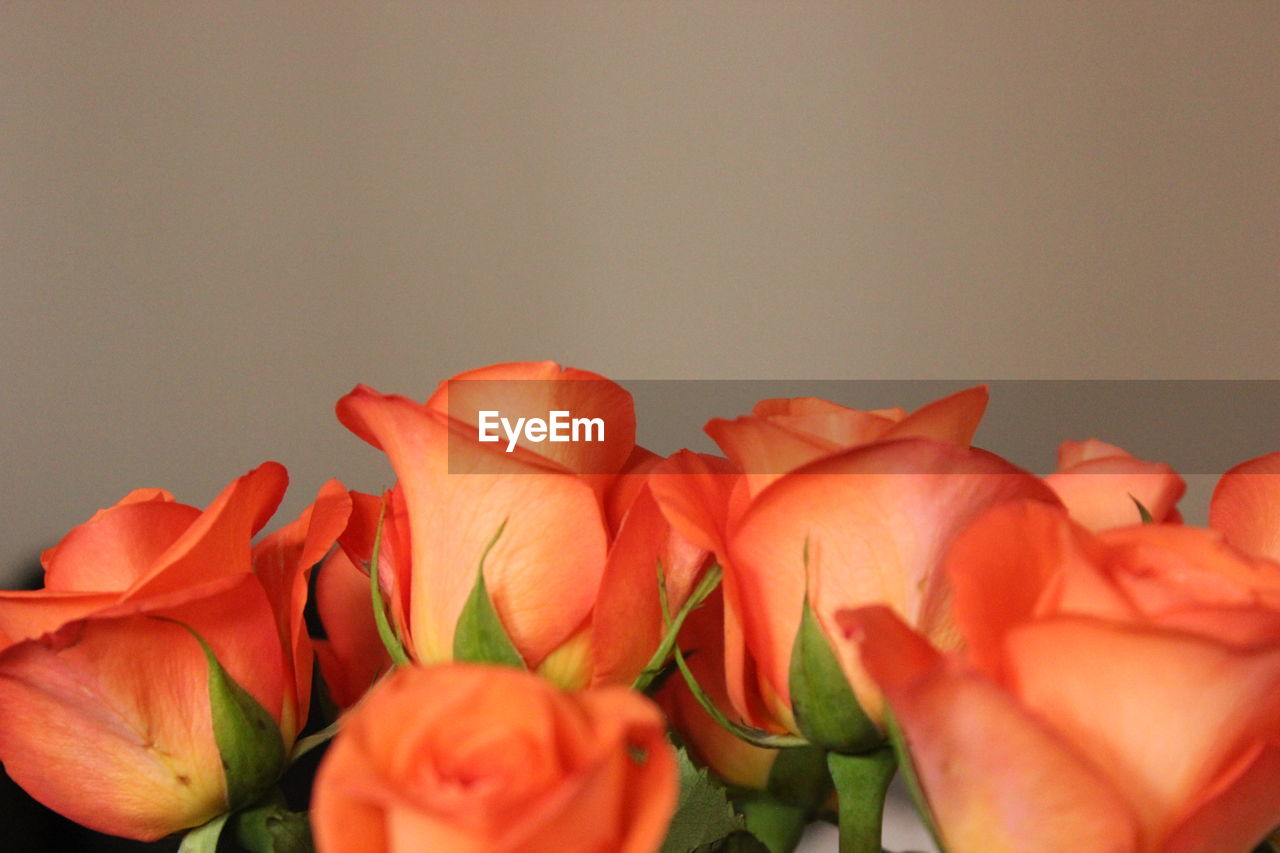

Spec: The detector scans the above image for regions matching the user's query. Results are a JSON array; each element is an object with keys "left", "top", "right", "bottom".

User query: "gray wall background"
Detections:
[{"left": 3, "top": 3, "right": 1278, "bottom": 580}]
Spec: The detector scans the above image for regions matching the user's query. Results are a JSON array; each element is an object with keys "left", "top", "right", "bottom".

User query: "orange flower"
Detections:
[
  {"left": 841, "top": 500, "right": 1280, "bottom": 853},
  {"left": 321, "top": 362, "right": 709, "bottom": 700},
  {"left": 1044, "top": 439, "right": 1185, "bottom": 530},
  {"left": 652, "top": 388, "right": 1057, "bottom": 742},
  {"left": 311, "top": 664, "right": 677, "bottom": 853},
  {"left": 0, "top": 463, "right": 350, "bottom": 840}
]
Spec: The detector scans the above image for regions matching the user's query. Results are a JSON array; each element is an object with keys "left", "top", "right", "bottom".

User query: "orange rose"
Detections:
[
  {"left": 1044, "top": 438, "right": 1185, "bottom": 530},
  {"left": 320, "top": 361, "right": 709, "bottom": 701},
  {"left": 311, "top": 664, "right": 677, "bottom": 853},
  {"left": 841, "top": 500, "right": 1280, "bottom": 852},
  {"left": 0, "top": 463, "right": 350, "bottom": 840},
  {"left": 652, "top": 388, "right": 1057, "bottom": 746}
]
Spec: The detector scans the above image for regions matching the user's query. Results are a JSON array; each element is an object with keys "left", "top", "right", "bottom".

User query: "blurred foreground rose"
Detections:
[
  {"left": 320, "top": 361, "right": 708, "bottom": 703},
  {"left": 0, "top": 463, "right": 349, "bottom": 840},
  {"left": 653, "top": 387, "right": 1058, "bottom": 752},
  {"left": 841, "top": 500, "right": 1280, "bottom": 852},
  {"left": 312, "top": 664, "right": 677, "bottom": 853}
]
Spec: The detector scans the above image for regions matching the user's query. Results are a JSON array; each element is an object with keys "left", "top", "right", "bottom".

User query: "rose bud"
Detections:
[
  {"left": 651, "top": 388, "right": 1057, "bottom": 753},
  {"left": 0, "top": 463, "right": 349, "bottom": 840},
  {"left": 1044, "top": 438, "right": 1185, "bottom": 530},
  {"left": 318, "top": 361, "right": 711, "bottom": 704},
  {"left": 312, "top": 663, "right": 677, "bottom": 853}
]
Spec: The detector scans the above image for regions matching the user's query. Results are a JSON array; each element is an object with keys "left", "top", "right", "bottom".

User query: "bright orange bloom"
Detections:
[
  {"left": 841, "top": 500, "right": 1280, "bottom": 853},
  {"left": 312, "top": 664, "right": 677, "bottom": 853},
  {"left": 652, "top": 387, "right": 1057, "bottom": 735},
  {"left": 320, "top": 362, "right": 709, "bottom": 700},
  {"left": 0, "top": 464, "right": 349, "bottom": 840}
]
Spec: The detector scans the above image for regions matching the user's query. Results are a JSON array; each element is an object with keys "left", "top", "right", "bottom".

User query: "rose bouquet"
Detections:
[{"left": 1, "top": 362, "right": 1278, "bottom": 853}]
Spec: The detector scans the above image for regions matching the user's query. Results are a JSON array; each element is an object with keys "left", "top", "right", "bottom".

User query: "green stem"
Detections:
[
  {"left": 738, "top": 796, "right": 808, "bottom": 853},
  {"left": 827, "top": 748, "right": 896, "bottom": 853}
]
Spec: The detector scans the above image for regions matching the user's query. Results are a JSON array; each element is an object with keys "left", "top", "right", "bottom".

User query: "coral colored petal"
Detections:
[
  {"left": 38, "top": 488, "right": 176, "bottom": 571},
  {"left": 0, "top": 617, "right": 230, "bottom": 840},
  {"left": 590, "top": 485, "right": 706, "bottom": 686},
  {"left": 125, "top": 462, "right": 289, "bottom": 601},
  {"left": 604, "top": 446, "right": 663, "bottom": 535},
  {"left": 251, "top": 479, "right": 351, "bottom": 738},
  {"left": 42, "top": 500, "right": 202, "bottom": 592},
  {"left": 0, "top": 590, "right": 120, "bottom": 649},
  {"left": 840, "top": 606, "right": 1141, "bottom": 853},
  {"left": 1099, "top": 524, "right": 1280, "bottom": 614},
  {"left": 338, "top": 488, "right": 411, "bottom": 637},
  {"left": 729, "top": 439, "right": 1057, "bottom": 714},
  {"left": 316, "top": 549, "right": 392, "bottom": 708},
  {"left": 1162, "top": 742, "right": 1280, "bottom": 853},
  {"left": 881, "top": 385, "right": 988, "bottom": 446},
  {"left": 1211, "top": 451, "right": 1280, "bottom": 562},
  {"left": 706, "top": 416, "right": 842, "bottom": 497},
  {"left": 1046, "top": 449, "right": 1185, "bottom": 531},
  {"left": 1005, "top": 617, "right": 1280, "bottom": 845},
  {"left": 648, "top": 450, "right": 740, "bottom": 556},
  {"left": 945, "top": 501, "right": 1133, "bottom": 679}
]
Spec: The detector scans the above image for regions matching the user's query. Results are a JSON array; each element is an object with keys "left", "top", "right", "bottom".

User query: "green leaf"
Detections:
[
  {"left": 1130, "top": 494, "right": 1155, "bottom": 524},
  {"left": 696, "top": 831, "right": 773, "bottom": 852},
  {"left": 634, "top": 562, "right": 724, "bottom": 693},
  {"left": 235, "top": 795, "right": 315, "bottom": 853},
  {"left": 178, "top": 813, "right": 230, "bottom": 853},
  {"left": 453, "top": 520, "right": 525, "bottom": 667},
  {"left": 788, "top": 593, "right": 881, "bottom": 754},
  {"left": 661, "top": 747, "right": 749, "bottom": 853},
  {"left": 180, "top": 625, "right": 286, "bottom": 811},
  {"left": 369, "top": 503, "right": 411, "bottom": 666}
]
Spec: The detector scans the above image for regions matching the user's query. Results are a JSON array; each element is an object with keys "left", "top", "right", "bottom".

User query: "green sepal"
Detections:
[
  {"left": 665, "top": 580, "right": 807, "bottom": 750},
  {"left": 175, "top": 624, "right": 286, "bottom": 812},
  {"left": 368, "top": 503, "right": 411, "bottom": 666},
  {"left": 660, "top": 747, "right": 750, "bottom": 853},
  {"left": 1130, "top": 494, "right": 1155, "bottom": 524},
  {"left": 827, "top": 748, "right": 896, "bottom": 853},
  {"left": 178, "top": 812, "right": 230, "bottom": 853},
  {"left": 634, "top": 561, "right": 724, "bottom": 693},
  {"left": 788, "top": 594, "right": 881, "bottom": 754},
  {"left": 235, "top": 792, "right": 314, "bottom": 853},
  {"left": 453, "top": 520, "right": 525, "bottom": 668}
]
